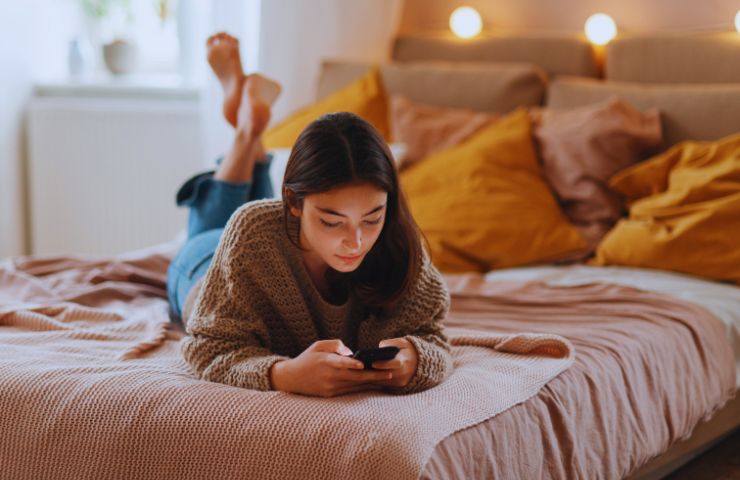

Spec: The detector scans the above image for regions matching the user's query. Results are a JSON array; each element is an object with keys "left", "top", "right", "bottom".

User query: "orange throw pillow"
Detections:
[
  {"left": 592, "top": 133, "right": 740, "bottom": 284},
  {"left": 263, "top": 67, "right": 389, "bottom": 149},
  {"left": 400, "top": 108, "right": 588, "bottom": 273},
  {"left": 389, "top": 95, "right": 499, "bottom": 169}
]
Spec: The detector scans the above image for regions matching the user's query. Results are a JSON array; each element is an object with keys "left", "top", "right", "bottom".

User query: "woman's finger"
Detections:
[
  {"left": 338, "top": 368, "right": 393, "bottom": 383},
  {"left": 312, "top": 339, "right": 352, "bottom": 355},
  {"left": 370, "top": 359, "right": 401, "bottom": 370},
  {"left": 330, "top": 354, "right": 365, "bottom": 370}
]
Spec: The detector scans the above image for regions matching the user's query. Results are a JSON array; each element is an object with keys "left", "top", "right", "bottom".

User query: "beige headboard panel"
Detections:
[
  {"left": 317, "top": 61, "right": 547, "bottom": 112},
  {"left": 605, "top": 33, "right": 740, "bottom": 83},
  {"left": 547, "top": 77, "right": 740, "bottom": 148},
  {"left": 381, "top": 62, "right": 546, "bottom": 111},
  {"left": 391, "top": 34, "right": 599, "bottom": 78}
]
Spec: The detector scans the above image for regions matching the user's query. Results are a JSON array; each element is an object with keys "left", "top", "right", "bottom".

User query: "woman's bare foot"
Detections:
[
  {"left": 214, "top": 74, "right": 282, "bottom": 182},
  {"left": 237, "top": 74, "right": 281, "bottom": 164},
  {"left": 237, "top": 74, "right": 281, "bottom": 136},
  {"left": 207, "top": 32, "right": 283, "bottom": 133},
  {"left": 245, "top": 73, "right": 282, "bottom": 108},
  {"left": 207, "top": 32, "right": 246, "bottom": 128}
]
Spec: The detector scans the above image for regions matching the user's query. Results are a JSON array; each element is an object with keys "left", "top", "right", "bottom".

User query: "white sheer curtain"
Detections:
[{"left": 258, "top": 0, "right": 403, "bottom": 123}]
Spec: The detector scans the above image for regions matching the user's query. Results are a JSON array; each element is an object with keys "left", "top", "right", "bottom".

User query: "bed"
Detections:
[{"left": 1, "top": 32, "right": 739, "bottom": 479}]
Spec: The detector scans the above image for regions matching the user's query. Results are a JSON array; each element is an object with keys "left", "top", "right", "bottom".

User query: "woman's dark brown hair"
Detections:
[{"left": 282, "top": 111, "right": 423, "bottom": 313}]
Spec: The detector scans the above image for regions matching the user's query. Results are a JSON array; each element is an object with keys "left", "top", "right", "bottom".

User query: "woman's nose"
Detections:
[{"left": 343, "top": 228, "right": 362, "bottom": 251}]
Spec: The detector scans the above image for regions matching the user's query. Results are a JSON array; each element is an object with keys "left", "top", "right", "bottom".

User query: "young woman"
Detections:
[{"left": 167, "top": 33, "right": 452, "bottom": 398}]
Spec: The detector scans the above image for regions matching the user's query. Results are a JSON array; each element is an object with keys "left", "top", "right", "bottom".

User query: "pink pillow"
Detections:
[
  {"left": 533, "top": 97, "right": 662, "bottom": 252},
  {"left": 389, "top": 95, "right": 499, "bottom": 169}
]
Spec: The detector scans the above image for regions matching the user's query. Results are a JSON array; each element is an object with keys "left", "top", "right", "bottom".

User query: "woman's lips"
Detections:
[{"left": 336, "top": 253, "right": 362, "bottom": 262}]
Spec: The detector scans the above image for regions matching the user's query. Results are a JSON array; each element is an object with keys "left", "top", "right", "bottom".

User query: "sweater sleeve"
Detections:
[
  {"left": 385, "top": 252, "right": 453, "bottom": 395},
  {"left": 180, "top": 207, "right": 289, "bottom": 391}
]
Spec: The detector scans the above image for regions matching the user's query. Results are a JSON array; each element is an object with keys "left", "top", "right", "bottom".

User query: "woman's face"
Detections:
[{"left": 290, "top": 182, "right": 388, "bottom": 273}]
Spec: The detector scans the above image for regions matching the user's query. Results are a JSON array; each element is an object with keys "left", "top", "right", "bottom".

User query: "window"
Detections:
[{"left": 81, "top": 0, "right": 212, "bottom": 80}]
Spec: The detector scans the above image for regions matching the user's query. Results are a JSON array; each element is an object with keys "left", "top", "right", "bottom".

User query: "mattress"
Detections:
[{"left": 0, "top": 245, "right": 736, "bottom": 479}]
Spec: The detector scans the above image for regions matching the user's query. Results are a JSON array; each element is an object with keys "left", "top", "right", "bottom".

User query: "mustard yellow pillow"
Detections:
[
  {"left": 592, "top": 133, "right": 740, "bottom": 284},
  {"left": 400, "top": 108, "right": 588, "bottom": 273},
  {"left": 263, "top": 67, "right": 389, "bottom": 149}
]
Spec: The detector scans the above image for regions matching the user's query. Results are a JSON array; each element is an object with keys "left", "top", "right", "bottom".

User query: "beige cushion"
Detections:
[
  {"left": 606, "top": 33, "right": 740, "bottom": 84},
  {"left": 547, "top": 77, "right": 740, "bottom": 148},
  {"left": 392, "top": 34, "right": 599, "bottom": 78},
  {"left": 317, "top": 60, "right": 547, "bottom": 112},
  {"left": 316, "top": 61, "right": 375, "bottom": 101}
]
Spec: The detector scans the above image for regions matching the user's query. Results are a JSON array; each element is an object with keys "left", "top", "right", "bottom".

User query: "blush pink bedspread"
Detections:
[
  {"left": 0, "top": 245, "right": 575, "bottom": 480},
  {"left": 0, "top": 245, "right": 735, "bottom": 480}
]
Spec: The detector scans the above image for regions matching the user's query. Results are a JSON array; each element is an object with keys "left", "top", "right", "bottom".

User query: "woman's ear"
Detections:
[{"left": 283, "top": 188, "right": 302, "bottom": 217}]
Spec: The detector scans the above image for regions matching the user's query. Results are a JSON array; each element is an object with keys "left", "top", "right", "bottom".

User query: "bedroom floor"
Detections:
[{"left": 666, "top": 428, "right": 740, "bottom": 479}]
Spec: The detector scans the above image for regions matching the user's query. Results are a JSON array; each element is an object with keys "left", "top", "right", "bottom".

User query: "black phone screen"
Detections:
[{"left": 351, "top": 346, "right": 400, "bottom": 369}]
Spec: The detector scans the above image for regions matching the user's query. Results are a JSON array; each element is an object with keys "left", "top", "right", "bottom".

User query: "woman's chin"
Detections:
[
  {"left": 331, "top": 263, "right": 360, "bottom": 273},
  {"left": 330, "top": 255, "right": 364, "bottom": 272}
]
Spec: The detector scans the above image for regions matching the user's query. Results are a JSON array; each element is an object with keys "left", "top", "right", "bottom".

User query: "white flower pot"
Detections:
[{"left": 103, "top": 40, "right": 139, "bottom": 75}]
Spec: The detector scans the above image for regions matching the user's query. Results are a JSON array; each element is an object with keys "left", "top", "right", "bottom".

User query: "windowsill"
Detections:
[{"left": 34, "top": 72, "right": 203, "bottom": 100}]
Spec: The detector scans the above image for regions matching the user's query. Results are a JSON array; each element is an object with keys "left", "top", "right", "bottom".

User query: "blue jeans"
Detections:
[{"left": 166, "top": 154, "right": 275, "bottom": 322}]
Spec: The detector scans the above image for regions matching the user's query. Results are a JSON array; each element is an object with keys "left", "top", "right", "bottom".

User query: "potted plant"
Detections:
[{"left": 80, "top": 0, "right": 139, "bottom": 75}]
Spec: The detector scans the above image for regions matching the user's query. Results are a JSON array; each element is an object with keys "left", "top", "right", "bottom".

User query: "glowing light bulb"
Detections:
[
  {"left": 449, "top": 6, "right": 483, "bottom": 39},
  {"left": 735, "top": 10, "right": 740, "bottom": 33},
  {"left": 584, "top": 13, "right": 617, "bottom": 45}
]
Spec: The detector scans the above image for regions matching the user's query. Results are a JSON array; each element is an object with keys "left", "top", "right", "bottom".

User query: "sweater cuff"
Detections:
[
  {"left": 231, "top": 354, "right": 290, "bottom": 391},
  {"left": 390, "top": 335, "right": 453, "bottom": 395}
]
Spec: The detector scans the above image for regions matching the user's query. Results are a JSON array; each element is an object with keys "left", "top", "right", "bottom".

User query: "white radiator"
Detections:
[{"left": 27, "top": 84, "right": 207, "bottom": 256}]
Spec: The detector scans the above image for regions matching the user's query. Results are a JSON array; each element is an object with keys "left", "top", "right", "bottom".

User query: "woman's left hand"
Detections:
[{"left": 370, "top": 337, "right": 418, "bottom": 389}]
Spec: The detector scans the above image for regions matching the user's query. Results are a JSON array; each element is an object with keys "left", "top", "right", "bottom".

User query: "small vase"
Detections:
[
  {"left": 103, "top": 39, "right": 139, "bottom": 75},
  {"left": 68, "top": 35, "right": 94, "bottom": 78}
]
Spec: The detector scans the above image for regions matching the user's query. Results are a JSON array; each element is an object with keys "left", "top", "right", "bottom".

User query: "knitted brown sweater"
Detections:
[{"left": 181, "top": 199, "right": 453, "bottom": 394}]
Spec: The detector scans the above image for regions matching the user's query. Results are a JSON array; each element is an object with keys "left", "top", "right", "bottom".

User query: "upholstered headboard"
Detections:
[
  {"left": 392, "top": 34, "right": 599, "bottom": 78},
  {"left": 316, "top": 32, "right": 740, "bottom": 147},
  {"left": 604, "top": 32, "right": 740, "bottom": 83}
]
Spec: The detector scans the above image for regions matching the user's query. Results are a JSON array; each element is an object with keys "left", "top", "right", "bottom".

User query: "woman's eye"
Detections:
[
  {"left": 364, "top": 218, "right": 383, "bottom": 225},
  {"left": 320, "top": 219, "right": 341, "bottom": 228}
]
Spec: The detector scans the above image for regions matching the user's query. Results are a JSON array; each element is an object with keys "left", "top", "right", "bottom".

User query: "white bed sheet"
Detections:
[{"left": 484, "top": 265, "right": 740, "bottom": 389}]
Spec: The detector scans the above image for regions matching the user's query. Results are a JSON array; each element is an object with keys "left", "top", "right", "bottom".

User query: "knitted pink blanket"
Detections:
[{"left": 0, "top": 245, "right": 576, "bottom": 479}]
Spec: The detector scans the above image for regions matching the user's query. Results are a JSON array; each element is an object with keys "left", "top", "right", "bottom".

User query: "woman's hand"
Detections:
[
  {"left": 269, "top": 339, "right": 392, "bottom": 397},
  {"left": 367, "top": 337, "right": 418, "bottom": 390}
]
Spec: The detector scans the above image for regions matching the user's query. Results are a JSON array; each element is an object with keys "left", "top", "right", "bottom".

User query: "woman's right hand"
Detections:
[{"left": 269, "top": 339, "right": 393, "bottom": 397}]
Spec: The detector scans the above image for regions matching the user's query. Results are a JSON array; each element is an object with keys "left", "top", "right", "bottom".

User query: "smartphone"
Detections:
[{"left": 351, "top": 346, "right": 400, "bottom": 369}]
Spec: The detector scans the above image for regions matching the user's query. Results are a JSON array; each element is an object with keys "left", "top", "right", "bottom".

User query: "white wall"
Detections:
[{"left": 258, "top": 0, "right": 403, "bottom": 123}]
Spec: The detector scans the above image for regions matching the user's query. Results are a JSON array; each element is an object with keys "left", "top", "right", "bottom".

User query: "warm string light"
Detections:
[
  {"left": 449, "top": 6, "right": 483, "bottom": 39},
  {"left": 584, "top": 13, "right": 617, "bottom": 45},
  {"left": 448, "top": 10, "right": 738, "bottom": 41}
]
